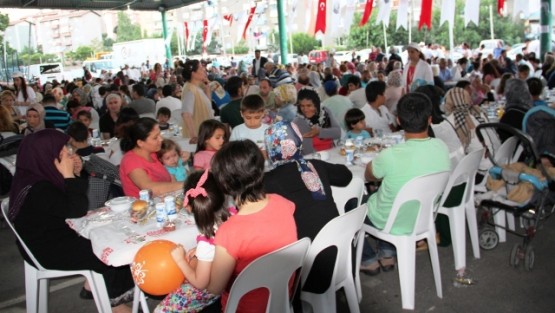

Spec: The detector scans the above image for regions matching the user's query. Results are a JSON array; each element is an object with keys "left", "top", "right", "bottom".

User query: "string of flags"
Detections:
[{"left": 180, "top": 0, "right": 528, "bottom": 51}]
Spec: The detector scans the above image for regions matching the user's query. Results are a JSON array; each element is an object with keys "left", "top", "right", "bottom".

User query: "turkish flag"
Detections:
[
  {"left": 242, "top": 6, "right": 256, "bottom": 40},
  {"left": 202, "top": 19, "right": 208, "bottom": 53},
  {"left": 314, "top": 0, "right": 327, "bottom": 34},
  {"left": 418, "top": 0, "right": 433, "bottom": 30},
  {"left": 184, "top": 22, "right": 189, "bottom": 46},
  {"left": 359, "top": 0, "right": 374, "bottom": 26},
  {"left": 498, "top": 0, "right": 504, "bottom": 15},
  {"left": 223, "top": 14, "right": 233, "bottom": 26}
]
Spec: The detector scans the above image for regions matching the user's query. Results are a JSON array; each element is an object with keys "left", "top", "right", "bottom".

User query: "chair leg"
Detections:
[
  {"left": 38, "top": 278, "right": 48, "bottom": 313},
  {"left": 24, "top": 262, "right": 39, "bottom": 313},
  {"left": 132, "top": 285, "right": 141, "bottom": 313},
  {"left": 354, "top": 231, "right": 364, "bottom": 303},
  {"left": 89, "top": 272, "right": 112, "bottom": 313},
  {"left": 140, "top": 290, "right": 150, "bottom": 313},
  {"left": 447, "top": 208, "right": 466, "bottom": 271},
  {"left": 506, "top": 212, "right": 516, "bottom": 231},
  {"left": 394, "top": 240, "right": 416, "bottom": 310},
  {"left": 493, "top": 208, "right": 507, "bottom": 242},
  {"left": 465, "top": 202, "right": 481, "bottom": 259},
  {"left": 343, "top": 278, "right": 361, "bottom": 313},
  {"left": 427, "top": 231, "right": 443, "bottom": 299}
]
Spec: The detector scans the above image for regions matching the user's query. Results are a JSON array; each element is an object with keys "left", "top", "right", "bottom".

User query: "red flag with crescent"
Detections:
[
  {"left": 314, "top": 0, "right": 327, "bottom": 34},
  {"left": 202, "top": 19, "right": 208, "bottom": 43},
  {"left": 497, "top": 0, "right": 505, "bottom": 15},
  {"left": 242, "top": 6, "right": 256, "bottom": 40},
  {"left": 418, "top": 0, "right": 433, "bottom": 30},
  {"left": 184, "top": 22, "right": 189, "bottom": 46},
  {"left": 223, "top": 14, "right": 233, "bottom": 26},
  {"left": 359, "top": 0, "right": 374, "bottom": 26}
]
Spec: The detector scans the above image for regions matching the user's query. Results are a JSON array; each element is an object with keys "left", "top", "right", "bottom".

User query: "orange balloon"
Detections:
[{"left": 131, "top": 240, "right": 185, "bottom": 295}]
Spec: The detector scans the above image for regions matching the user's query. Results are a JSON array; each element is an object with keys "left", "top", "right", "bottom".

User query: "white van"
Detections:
[
  {"left": 28, "top": 63, "right": 65, "bottom": 85},
  {"left": 82, "top": 59, "right": 120, "bottom": 78}
]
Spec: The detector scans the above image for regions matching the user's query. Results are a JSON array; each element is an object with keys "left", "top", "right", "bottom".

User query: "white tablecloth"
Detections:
[
  {"left": 67, "top": 206, "right": 199, "bottom": 267},
  {"left": 308, "top": 147, "right": 377, "bottom": 180}
]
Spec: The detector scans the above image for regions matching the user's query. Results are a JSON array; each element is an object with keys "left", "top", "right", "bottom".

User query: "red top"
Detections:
[
  {"left": 215, "top": 194, "right": 297, "bottom": 313},
  {"left": 406, "top": 65, "right": 416, "bottom": 92},
  {"left": 119, "top": 151, "right": 171, "bottom": 198}
]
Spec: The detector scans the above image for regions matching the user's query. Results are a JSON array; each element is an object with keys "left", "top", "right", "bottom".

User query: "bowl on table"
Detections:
[{"left": 105, "top": 196, "right": 136, "bottom": 213}]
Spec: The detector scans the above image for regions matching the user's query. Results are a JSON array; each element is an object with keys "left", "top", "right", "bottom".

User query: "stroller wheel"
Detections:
[
  {"left": 524, "top": 245, "right": 535, "bottom": 271},
  {"left": 479, "top": 228, "right": 499, "bottom": 250},
  {"left": 510, "top": 243, "right": 522, "bottom": 268}
]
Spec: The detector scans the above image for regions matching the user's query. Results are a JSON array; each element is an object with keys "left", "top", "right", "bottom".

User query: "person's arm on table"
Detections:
[{"left": 128, "top": 168, "right": 183, "bottom": 197}]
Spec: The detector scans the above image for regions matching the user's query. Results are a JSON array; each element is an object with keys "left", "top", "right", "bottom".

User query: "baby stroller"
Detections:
[{"left": 475, "top": 122, "right": 555, "bottom": 271}]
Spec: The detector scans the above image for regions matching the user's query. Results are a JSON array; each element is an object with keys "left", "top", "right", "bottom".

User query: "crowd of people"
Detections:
[{"left": 2, "top": 39, "right": 554, "bottom": 312}]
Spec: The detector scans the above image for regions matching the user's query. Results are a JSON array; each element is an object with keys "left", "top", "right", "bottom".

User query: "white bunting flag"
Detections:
[
  {"left": 464, "top": 0, "right": 480, "bottom": 27},
  {"left": 440, "top": 0, "right": 455, "bottom": 27},
  {"left": 376, "top": 0, "right": 392, "bottom": 27},
  {"left": 396, "top": 0, "right": 408, "bottom": 30},
  {"left": 512, "top": 0, "right": 529, "bottom": 18}
]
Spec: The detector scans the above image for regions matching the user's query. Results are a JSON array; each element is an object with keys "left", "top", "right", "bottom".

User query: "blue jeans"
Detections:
[{"left": 361, "top": 217, "right": 397, "bottom": 266}]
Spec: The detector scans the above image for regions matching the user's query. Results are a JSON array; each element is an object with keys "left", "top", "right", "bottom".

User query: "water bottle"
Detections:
[
  {"left": 345, "top": 139, "right": 355, "bottom": 165},
  {"left": 155, "top": 203, "right": 167, "bottom": 227},
  {"left": 164, "top": 196, "right": 177, "bottom": 222}
]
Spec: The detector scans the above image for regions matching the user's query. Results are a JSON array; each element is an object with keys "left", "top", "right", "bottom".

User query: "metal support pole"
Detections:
[
  {"left": 489, "top": 5, "right": 494, "bottom": 40},
  {"left": 541, "top": 0, "right": 552, "bottom": 62},
  {"left": 160, "top": 8, "right": 172, "bottom": 67},
  {"left": 277, "top": 0, "right": 288, "bottom": 65}
]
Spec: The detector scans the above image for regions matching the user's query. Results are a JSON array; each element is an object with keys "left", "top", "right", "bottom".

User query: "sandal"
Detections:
[
  {"left": 379, "top": 257, "right": 395, "bottom": 272},
  {"left": 79, "top": 287, "right": 93, "bottom": 300},
  {"left": 360, "top": 261, "right": 381, "bottom": 276}
]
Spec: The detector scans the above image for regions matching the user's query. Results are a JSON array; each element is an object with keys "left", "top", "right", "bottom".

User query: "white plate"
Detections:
[{"left": 105, "top": 196, "right": 136, "bottom": 213}]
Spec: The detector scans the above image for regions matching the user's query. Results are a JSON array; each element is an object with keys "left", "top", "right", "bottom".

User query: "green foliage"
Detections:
[
  {"left": 347, "top": 0, "right": 525, "bottom": 50},
  {"left": 66, "top": 46, "right": 94, "bottom": 61},
  {"left": 170, "top": 31, "right": 178, "bottom": 55},
  {"left": 102, "top": 34, "right": 114, "bottom": 49},
  {"left": 19, "top": 47, "right": 59, "bottom": 65},
  {"left": 116, "top": 12, "right": 142, "bottom": 42},
  {"left": 291, "top": 33, "right": 320, "bottom": 55},
  {"left": 226, "top": 40, "right": 249, "bottom": 54}
]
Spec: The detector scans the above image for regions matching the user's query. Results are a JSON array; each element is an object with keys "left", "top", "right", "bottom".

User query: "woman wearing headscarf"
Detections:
[
  {"left": 263, "top": 121, "right": 352, "bottom": 294},
  {"left": 402, "top": 43, "right": 434, "bottom": 92},
  {"left": 384, "top": 70, "right": 405, "bottom": 116},
  {"left": 498, "top": 78, "right": 533, "bottom": 141},
  {"left": 293, "top": 88, "right": 341, "bottom": 155},
  {"left": 23, "top": 103, "right": 53, "bottom": 135},
  {"left": 443, "top": 87, "right": 486, "bottom": 154},
  {"left": 8, "top": 130, "right": 135, "bottom": 312}
]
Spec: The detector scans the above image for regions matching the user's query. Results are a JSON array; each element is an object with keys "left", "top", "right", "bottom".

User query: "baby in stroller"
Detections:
[{"left": 475, "top": 117, "right": 555, "bottom": 271}]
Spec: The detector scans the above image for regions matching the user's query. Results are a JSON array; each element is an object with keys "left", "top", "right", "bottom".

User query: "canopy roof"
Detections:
[{"left": 0, "top": 0, "right": 200, "bottom": 11}]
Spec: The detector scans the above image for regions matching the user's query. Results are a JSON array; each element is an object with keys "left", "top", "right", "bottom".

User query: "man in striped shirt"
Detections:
[{"left": 43, "top": 94, "right": 71, "bottom": 131}]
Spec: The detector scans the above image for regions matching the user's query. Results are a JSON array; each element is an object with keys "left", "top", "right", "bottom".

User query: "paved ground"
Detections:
[{"left": 1, "top": 212, "right": 555, "bottom": 313}]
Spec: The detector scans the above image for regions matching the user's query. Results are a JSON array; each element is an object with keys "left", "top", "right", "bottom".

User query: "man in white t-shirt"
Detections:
[
  {"left": 230, "top": 94, "right": 269, "bottom": 156},
  {"left": 361, "top": 81, "right": 395, "bottom": 136},
  {"left": 155, "top": 84, "right": 182, "bottom": 113},
  {"left": 347, "top": 75, "right": 367, "bottom": 109}
]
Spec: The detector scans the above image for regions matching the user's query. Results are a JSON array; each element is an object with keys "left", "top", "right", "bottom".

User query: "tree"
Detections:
[
  {"left": 292, "top": 33, "right": 320, "bottom": 55},
  {"left": 226, "top": 40, "right": 249, "bottom": 54},
  {"left": 66, "top": 46, "right": 94, "bottom": 61},
  {"left": 115, "top": 12, "right": 142, "bottom": 42},
  {"left": 347, "top": 0, "right": 525, "bottom": 50},
  {"left": 102, "top": 34, "right": 114, "bottom": 49}
]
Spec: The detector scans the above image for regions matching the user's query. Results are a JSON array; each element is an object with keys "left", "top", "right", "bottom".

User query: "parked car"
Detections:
[
  {"left": 334, "top": 50, "right": 355, "bottom": 63},
  {"left": 308, "top": 50, "right": 328, "bottom": 64}
]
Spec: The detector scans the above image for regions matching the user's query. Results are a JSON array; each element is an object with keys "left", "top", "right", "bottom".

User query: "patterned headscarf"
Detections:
[
  {"left": 387, "top": 70, "right": 402, "bottom": 88},
  {"left": 444, "top": 87, "right": 484, "bottom": 149},
  {"left": 9, "top": 129, "right": 69, "bottom": 221},
  {"left": 504, "top": 78, "right": 533, "bottom": 110},
  {"left": 265, "top": 121, "right": 326, "bottom": 200}
]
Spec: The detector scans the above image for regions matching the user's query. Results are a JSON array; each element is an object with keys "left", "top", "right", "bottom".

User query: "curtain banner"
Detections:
[
  {"left": 418, "top": 0, "right": 433, "bottom": 30},
  {"left": 359, "top": 0, "right": 374, "bottom": 26}
]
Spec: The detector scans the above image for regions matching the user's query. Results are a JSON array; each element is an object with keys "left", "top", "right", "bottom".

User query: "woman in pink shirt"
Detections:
[{"left": 119, "top": 117, "right": 183, "bottom": 197}]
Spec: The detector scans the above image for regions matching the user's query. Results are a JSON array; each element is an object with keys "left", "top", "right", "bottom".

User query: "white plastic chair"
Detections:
[
  {"left": 331, "top": 177, "right": 366, "bottom": 215},
  {"left": 437, "top": 149, "right": 484, "bottom": 273},
  {"left": 356, "top": 171, "right": 450, "bottom": 310},
  {"left": 224, "top": 238, "right": 311, "bottom": 313},
  {"left": 1, "top": 199, "right": 112, "bottom": 313},
  {"left": 300, "top": 205, "right": 367, "bottom": 313}
]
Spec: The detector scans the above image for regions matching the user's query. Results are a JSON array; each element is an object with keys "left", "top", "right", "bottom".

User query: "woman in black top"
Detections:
[{"left": 8, "top": 129, "right": 134, "bottom": 312}]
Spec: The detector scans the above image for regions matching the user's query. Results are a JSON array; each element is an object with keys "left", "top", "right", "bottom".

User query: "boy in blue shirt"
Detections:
[{"left": 345, "top": 108, "right": 371, "bottom": 139}]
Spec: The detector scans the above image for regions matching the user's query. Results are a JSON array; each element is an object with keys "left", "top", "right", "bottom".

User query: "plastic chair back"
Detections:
[
  {"left": 331, "top": 177, "right": 365, "bottom": 215},
  {"left": 224, "top": 238, "right": 311, "bottom": 313},
  {"left": 439, "top": 149, "right": 484, "bottom": 209},
  {"left": 1, "top": 199, "right": 112, "bottom": 313},
  {"left": 383, "top": 172, "right": 450, "bottom": 236},
  {"left": 300, "top": 205, "right": 367, "bottom": 313}
]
